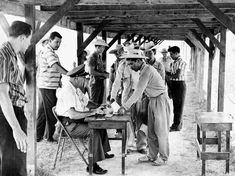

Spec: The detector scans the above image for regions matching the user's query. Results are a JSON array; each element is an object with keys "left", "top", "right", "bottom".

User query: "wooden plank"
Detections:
[
  {"left": 30, "top": 0, "right": 81, "bottom": 47},
  {"left": 8, "top": 0, "right": 235, "bottom": 6},
  {"left": 192, "top": 18, "right": 225, "bottom": 55},
  {"left": 217, "top": 28, "right": 226, "bottom": 112},
  {"left": 0, "top": 12, "right": 9, "bottom": 36},
  {"left": 191, "top": 29, "right": 212, "bottom": 54},
  {"left": 24, "top": 4, "right": 36, "bottom": 176},
  {"left": 185, "top": 38, "right": 195, "bottom": 48},
  {"left": 76, "top": 22, "right": 83, "bottom": 65},
  {"left": 77, "top": 20, "right": 107, "bottom": 56},
  {"left": 195, "top": 139, "right": 202, "bottom": 159},
  {"left": 198, "top": 0, "right": 235, "bottom": 35},
  {"left": 198, "top": 137, "right": 218, "bottom": 145},
  {"left": 201, "top": 152, "right": 230, "bottom": 160},
  {"left": 207, "top": 41, "right": 214, "bottom": 112},
  {"left": 106, "top": 30, "right": 125, "bottom": 50}
]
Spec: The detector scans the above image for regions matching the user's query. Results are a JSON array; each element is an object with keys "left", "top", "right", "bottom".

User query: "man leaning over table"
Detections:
[
  {"left": 55, "top": 64, "right": 114, "bottom": 175},
  {"left": 117, "top": 50, "right": 171, "bottom": 166}
]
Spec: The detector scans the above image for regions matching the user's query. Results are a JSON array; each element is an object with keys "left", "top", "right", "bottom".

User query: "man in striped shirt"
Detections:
[
  {"left": 37, "top": 32, "right": 68, "bottom": 142},
  {"left": 0, "top": 21, "right": 32, "bottom": 176},
  {"left": 168, "top": 46, "right": 187, "bottom": 132}
]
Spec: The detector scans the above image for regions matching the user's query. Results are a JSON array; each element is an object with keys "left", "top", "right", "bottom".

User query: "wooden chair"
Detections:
[{"left": 52, "top": 107, "right": 88, "bottom": 169}]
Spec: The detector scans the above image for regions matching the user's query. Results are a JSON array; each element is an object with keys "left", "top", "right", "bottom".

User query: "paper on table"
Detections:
[{"left": 111, "top": 101, "right": 120, "bottom": 113}]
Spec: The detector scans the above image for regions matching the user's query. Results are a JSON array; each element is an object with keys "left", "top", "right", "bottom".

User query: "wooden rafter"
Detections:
[
  {"left": 77, "top": 20, "right": 107, "bottom": 56},
  {"left": 190, "top": 29, "right": 212, "bottom": 54},
  {"left": 106, "top": 30, "right": 125, "bottom": 50},
  {"left": 192, "top": 18, "right": 225, "bottom": 55},
  {"left": 185, "top": 38, "right": 195, "bottom": 48},
  {"left": 198, "top": 0, "right": 235, "bottom": 35},
  {"left": 30, "top": 0, "right": 80, "bottom": 47}
]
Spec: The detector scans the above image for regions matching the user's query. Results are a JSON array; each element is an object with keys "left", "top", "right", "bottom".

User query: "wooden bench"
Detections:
[{"left": 195, "top": 112, "right": 233, "bottom": 176}]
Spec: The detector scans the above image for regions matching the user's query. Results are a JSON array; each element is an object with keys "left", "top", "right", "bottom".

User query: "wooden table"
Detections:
[
  {"left": 195, "top": 112, "right": 233, "bottom": 176},
  {"left": 85, "top": 114, "right": 130, "bottom": 175}
]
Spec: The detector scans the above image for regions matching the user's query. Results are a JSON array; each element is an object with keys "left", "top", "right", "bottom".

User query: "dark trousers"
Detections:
[
  {"left": 37, "top": 88, "right": 57, "bottom": 141},
  {"left": 169, "top": 81, "right": 186, "bottom": 129},
  {"left": 0, "top": 106, "right": 27, "bottom": 176},
  {"left": 65, "top": 122, "right": 111, "bottom": 163},
  {"left": 90, "top": 78, "right": 104, "bottom": 105}
]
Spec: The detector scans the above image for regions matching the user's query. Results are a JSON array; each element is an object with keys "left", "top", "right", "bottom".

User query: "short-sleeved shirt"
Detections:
[
  {"left": 0, "top": 42, "right": 27, "bottom": 108},
  {"left": 169, "top": 56, "right": 187, "bottom": 81},
  {"left": 56, "top": 79, "right": 89, "bottom": 117},
  {"left": 87, "top": 52, "right": 106, "bottom": 82},
  {"left": 37, "top": 44, "right": 61, "bottom": 89}
]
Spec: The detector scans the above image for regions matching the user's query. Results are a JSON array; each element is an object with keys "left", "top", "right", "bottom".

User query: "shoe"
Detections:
[
  {"left": 137, "top": 149, "right": 147, "bottom": 154},
  {"left": 152, "top": 157, "right": 167, "bottom": 166},
  {"left": 138, "top": 155, "right": 155, "bottom": 163},
  {"left": 86, "top": 163, "right": 108, "bottom": 175},
  {"left": 105, "top": 153, "right": 115, "bottom": 159}
]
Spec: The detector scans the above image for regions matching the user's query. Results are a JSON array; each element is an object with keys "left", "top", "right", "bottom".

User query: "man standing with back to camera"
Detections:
[{"left": 0, "top": 21, "right": 32, "bottom": 176}]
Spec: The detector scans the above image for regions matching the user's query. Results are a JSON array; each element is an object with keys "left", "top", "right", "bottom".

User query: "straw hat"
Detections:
[
  {"left": 161, "top": 48, "right": 168, "bottom": 53},
  {"left": 109, "top": 44, "right": 124, "bottom": 54},
  {"left": 93, "top": 39, "right": 109, "bottom": 47},
  {"left": 144, "top": 41, "right": 155, "bottom": 50},
  {"left": 120, "top": 49, "right": 147, "bottom": 59}
]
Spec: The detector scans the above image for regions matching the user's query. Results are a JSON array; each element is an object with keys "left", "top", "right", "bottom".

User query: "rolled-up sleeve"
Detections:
[
  {"left": 44, "top": 50, "right": 59, "bottom": 67},
  {"left": 123, "top": 67, "right": 150, "bottom": 110}
]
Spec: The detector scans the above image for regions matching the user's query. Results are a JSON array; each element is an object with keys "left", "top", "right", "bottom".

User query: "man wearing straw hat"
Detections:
[
  {"left": 118, "top": 50, "right": 171, "bottom": 166},
  {"left": 87, "top": 39, "right": 109, "bottom": 105}
]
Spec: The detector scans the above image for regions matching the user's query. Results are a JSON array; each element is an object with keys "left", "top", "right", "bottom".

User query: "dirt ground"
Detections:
[{"left": 37, "top": 72, "right": 235, "bottom": 176}]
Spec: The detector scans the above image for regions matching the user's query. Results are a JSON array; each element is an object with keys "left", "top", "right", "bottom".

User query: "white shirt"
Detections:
[{"left": 56, "top": 78, "right": 89, "bottom": 117}]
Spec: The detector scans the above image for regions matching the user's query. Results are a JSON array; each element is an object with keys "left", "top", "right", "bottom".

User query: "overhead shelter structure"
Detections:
[{"left": 1, "top": 0, "right": 235, "bottom": 175}]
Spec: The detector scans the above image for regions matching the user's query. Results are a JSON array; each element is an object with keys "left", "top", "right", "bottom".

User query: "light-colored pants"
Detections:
[{"left": 148, "top": 93, "right": 171, "bottom": 161}]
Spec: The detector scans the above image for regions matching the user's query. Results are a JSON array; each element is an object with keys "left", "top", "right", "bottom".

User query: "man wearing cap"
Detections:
[
  {"left": 117, "top": 51, "right": 171, "bottom": 166},
  {"left": 168, "top": 46, "right": 187, "bottom": 132},
  {"left": 87, "top": 39, "right": 109, "bottom": 105},
  {"left": 37, "top": 31, "right": 68, "bottom": 142},
  {"left": 107, "top": 44, "right": 124, "bottom": 104},
  {"left": 55, "top": 64, "right": 114, "bottom": 175},
  {"left": 110, "top": 49, "right": 148, "bottom": 154},
  {"left": 158, "top": 48, "right": 173, "bottom": 97}
]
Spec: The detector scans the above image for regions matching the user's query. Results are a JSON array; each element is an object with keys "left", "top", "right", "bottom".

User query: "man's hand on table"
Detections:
[{"left": 117, "top": 106, "right": 126, "bottom": 115}]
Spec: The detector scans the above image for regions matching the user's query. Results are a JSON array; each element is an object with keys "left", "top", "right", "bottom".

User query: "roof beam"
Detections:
[
  {"left": 7, "top": 0, "right": 235, "bottom": 6},
  {"left": 105, "top": 30, "right": 125, "bottom": 50},
  {"left": 190, "top": 29, "right": 212, "bottom": 54},
  {"left": 192, "top": 18, "right": 225, "bottom": 55},
  {"left": 125, "top": 33, "right": 136, "bottom": 42},
  {"left": 185, "top": 38, "right": 195, "bottom": 48},
  {"left": 31, "top": 0, "right": 80, "bottom": 47},
  {"left": 198, "top": 0, "right": 235, "bottom": 35},
  {"left": 77, "top": 20, "right": 107, "bottom": 56}
]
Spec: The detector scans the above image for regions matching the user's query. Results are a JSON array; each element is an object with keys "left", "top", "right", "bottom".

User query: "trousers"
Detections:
[
  {"left": 148, "top": 93, "right": 171, "bottom": 161},
  {"left": 37, "top": 88, "right": 57, "bottom": 141},
  {"left": 0, "top": 106, "right": 27, "bottom": 176}
]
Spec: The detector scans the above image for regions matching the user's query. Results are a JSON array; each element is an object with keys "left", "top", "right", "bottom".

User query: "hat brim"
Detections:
[
  {"left": 120, "top": 54, "right": 147, "bottom": 59},
  {"left": 109, "top": 49, "right": 118, "bottom": 54},
  {"left": 94, "top": 43, "right": 109, "bottom": 47}
]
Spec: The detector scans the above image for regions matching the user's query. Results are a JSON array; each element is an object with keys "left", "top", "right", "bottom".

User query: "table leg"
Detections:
[
  {"left": 88, "top": 129, "right": 94, "bottom": 175},
  {"left": 202, "top": 131, "right": 206, "bottom": 176},
  {"left": 218, "top": 131, "right": 221, "bottom": 152},
  {"left": 122, "top": 124, "right": 127, "bottom": 175},
  {"left": 226, "top": 131, "right": 230, "bottom": 173}
]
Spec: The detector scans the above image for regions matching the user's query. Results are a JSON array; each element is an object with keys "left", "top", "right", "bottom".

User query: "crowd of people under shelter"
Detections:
[{"left": 0, "top": 20, "right": 187, "bottom": 176}]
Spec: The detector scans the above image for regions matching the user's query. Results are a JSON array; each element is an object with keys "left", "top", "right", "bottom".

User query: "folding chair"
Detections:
[{"left": 52, "top": 107, "right": 88, "bottom": 169}]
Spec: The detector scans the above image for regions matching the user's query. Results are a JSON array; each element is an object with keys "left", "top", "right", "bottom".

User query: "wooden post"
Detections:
[
  {"left": 102, "top": 31, "right": 107, "bottom": 103},
  {"left": 217, "top": 28, "right": 226, "bottom": 112},
  {"left": 207, "top": 41, "right": 214, "bottom": 112},
  {"left": 24, "top": 4, "right": 36, "bottom": 176},
  {"left": 118, "top": 36, "right": 121, "bottom": 44},
  {"left": 76, "top": 22, "right": 83, "bottom": 65}
]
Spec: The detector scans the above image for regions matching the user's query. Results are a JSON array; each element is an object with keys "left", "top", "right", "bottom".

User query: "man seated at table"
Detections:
[{"left": 55, "top": 64, "right": 114, "bottom": 175}]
